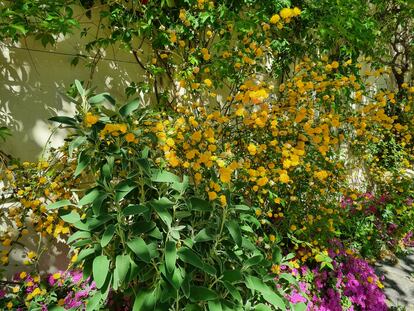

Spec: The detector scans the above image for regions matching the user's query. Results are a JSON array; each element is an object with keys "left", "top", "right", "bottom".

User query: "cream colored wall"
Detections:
[{"left": 0, "top": 29, "right": 144, "bottom": 161}]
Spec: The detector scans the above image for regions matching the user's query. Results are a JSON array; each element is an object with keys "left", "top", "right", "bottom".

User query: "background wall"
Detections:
[{"left": 0, "top": 27, "right": 143, "bottom": 161}]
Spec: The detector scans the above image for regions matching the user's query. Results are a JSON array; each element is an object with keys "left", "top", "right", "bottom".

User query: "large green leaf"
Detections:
[
  {"left": 127, "top": 237, "right": 151, "bottom": 263},
  {"left": 49, "top": 116, "right": 77, "bottom": 127},
  {"left": 115, "top": 180, "right": 137, "bottom": 202},
  {"left": 60, "top": 211, "right": 81, "bottom": 224},
  {"left": 74, "top": 151, "right": 90, "bottom": 177},
  {"left": 165, "top": 240, "right": 176, "bottom": 273},
  {"left": 226, "top": 220, "right": 242, "bottom": 247},
  {"left": 245, "top": 276, "right": 285, "bottom": 310},
  {"left": 115, "top": 254, "right": 130, "bottom": 286},
  {"left": 189, "top": 286, "right": 218, "bottom": 302},
  {"left": 93, "top": 255, "right": 110, "bottom": 289},
  {"left": 47, "top": 199, "right": 73, "bottom": 210},
  {"left": 78, "top": 189, "right": 102, "bottom": 207},
  {"left": 119, "top": 99, "right": 140, "bottom": 117},
  {"left": 189, "top": 197, "right": 210, "bottom": 211},
  {"left": 101, "top": 224, "right": 115, "bottom": 247},
  {"left": 177, "top": 247, "right": 216, "bottom": 275}
]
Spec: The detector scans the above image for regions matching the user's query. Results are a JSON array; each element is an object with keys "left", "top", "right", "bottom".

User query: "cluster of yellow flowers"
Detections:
[{"left": 0, "top": 157, "right": 77, "bottom": 266}]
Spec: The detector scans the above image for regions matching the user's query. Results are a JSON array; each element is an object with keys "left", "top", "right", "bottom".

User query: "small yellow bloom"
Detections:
[
  {"left": 125, "top": 133, "right": 135, "bottom": 143},
  {"left": 19, "top": 271, "right": 27, "bottom": 279},
  {"left": 270, "top": 14, "right": 280, "bottom": 24},
  {"left": 204, "top": 79, "right": 213, "bottom": 87},
  {"left": 53, "top": 272, "right": 61, "bottom": 280},
  {"left": 208, "top": 191, "right": 217, "bottom": 201},
  {"left": 85, "top": 112, "right": 99, "bottom": 127}
]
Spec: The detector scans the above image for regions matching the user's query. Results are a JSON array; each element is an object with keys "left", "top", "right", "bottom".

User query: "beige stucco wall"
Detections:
[{"left": 0, "top": 26, "right": 144, "bottom": 161}]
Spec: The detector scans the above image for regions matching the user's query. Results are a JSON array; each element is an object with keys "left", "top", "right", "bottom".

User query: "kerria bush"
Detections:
[{"left": 46, "top": 82, "right": 300, "bottom": 311}]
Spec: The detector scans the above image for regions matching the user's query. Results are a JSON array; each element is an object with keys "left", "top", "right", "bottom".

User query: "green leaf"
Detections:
[
  {"left": 11, "top": 24, "right": 28, "bottom": 35},
  {"left": 89, "top": 93, "right": 110, "bottom": 104},
  {"left": 75, "top": 80, "right": 85, "bottom": 96},
  {"left": 101, "top": 224, "right": 115, "bottom": 247},
  {"left": 255, "top": 304, "right": 273, "bottom": 311},
  {"left": 226, "top": 220, "right": 242, "bottom": 247},
  {"left": 49, "top": 116, "right": 77, "bottom": 127},
  {"left": 47, "top": 199, "right": 72, "bottom": 210},
  {"left": 67, "top": 231, "right": 91, "bottom": 244},
  {"left": 123, "top": 204, "right": 148, "bottom": 216},
  {"left": 279, "top": 273, "right": 298, "bottom": 286},
  {"left": 222, "top": 281, "right": 242, "bottom": 301},
  {"left": 292, "top": 302, "right": 307, "bottom": 311},
  {"left": 245, "top": 276, "right": 285, "bottom": 310},
  {"left": 208, "top": 300, "right": 223, "bottom": 311},
  {"left": 194, "top": 228, "right": 215, "bottom": 242},
  {"left": 69, "top": 136, "right": 86, "bottom": 157},
  {"left": 75, "top": 151, "right": 90, "bottom": 177},
  {"left": 60, "top": 211, "right": 81, "bottom": 223},
  {"left": 177, "top": 247, "right": 216, "bottom": 275},
  {"left": 76, "top": 248, "right": 95, "bottom": 263},
  {"left": 79, "top": 189, "right": 102, "bottom": 207},
  {"left": 127, "top": 237, "right": 151, "bottom": 263},
  {"left": 272, "top": 246, "right": 282, "bottom": 264},
  {"left": 119, "top": 99, "right": 140, "bottom": 117},
  {"left": 115, "top": 180, "right": 136, "bottom": 202},
  {"left": 93, "top": 255, "right": 110, "bottom": 289},
  {"left": 222, "top": 269, "right": 243, "bottom": 283},
  {"left": 151, "top": 198, "right": 173, "bottom": 227},
  {"left": 132, "top": 290, "right": 157, "bottom": 311},
  {"left": 189, "top": 286, "right": 218, "bottom": 302},
  {"left": 115, "top": 254, "right": 130, "bottom": 286},
  {"left": 165, "top": 240, "right": 176, "bottom": 273},
  {"left": 86, "top": 291, "right": 102, "bottom": 311},
  {"left": 243, "top": 254, "right": 263, "bottom": 269},
  {"left": 151, "top": 170, "right": 180, "bottom": 183},
  {"left": 189, "top": 197, "right": 210, "bottom": 211}
]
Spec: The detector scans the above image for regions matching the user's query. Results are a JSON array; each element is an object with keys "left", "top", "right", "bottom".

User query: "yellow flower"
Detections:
[
  {"left": 290, "top": 225, "right": 297, "bottom": 231},
  {"left": 12, "top": 286, "right": 19, "bottom": 293},
  {"left": 257, "top": 177, "right": 268, "bottom": 187},
  {"left": 247, "top": 143, "right": 257, "bottom": 155},
  {"left": 280, "top": 8, "right": 293, "bottom": 19},
  {"left": 219, "top": 195, "right": 227, "bottom": 206},
  {"left": 279, "top": 173, "right": 290, "bottom": 183},
  {"left": 6, "top": 302, "right": 13, "bottom": 309},
  {"left": 85, "top": 112, "right": 99, "bottom": 127},
  {"left": 20, "top": 271, "right": 27, "bottom": 279},
  {"left": 270, "top": 14, "right": 280, "bottom": 24},
  {"left": 204, "top": 79, "right": 213, "bottom": 87},
  {"left": 269, "top": 234, "right": 276, "bottom": 242},
  {"left": 292, "top": 7, "right": 301, "bottom": 16},
  {"left": 125, "top": 133, "right": 136, "bottom": 143},
  {"left": 53, "top": 272, "right": 61, "bottom": 280},
  {"left": 208, "top": 191, "right": 217, "bottom": 201},
  {"left": 219, "top": 167, "right": 232, "bottom": 183}
]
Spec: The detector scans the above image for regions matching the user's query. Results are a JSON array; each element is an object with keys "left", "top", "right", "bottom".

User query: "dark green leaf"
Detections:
[
  {"left": 226, "top": 220, "right": 242, "bottom": 247},
  {"left": 165, "top": 240, "right": 176, "bottom": 273},
  {"left": 127, "top": 237, "right": 151, "bottom": 263},
  {"left": 115, "top": 180, "right": 136, "bottom": 202},
  {"left": 189, "top": 197, "right": 210, "bottom": 211},
  {"left": 49, "top": 116, "right": 77, "bottom": 127},
  {"left": 119, "top": 99, "right": 140, "bottom": 117},
  {"left": 189, "top": 286, "right": 218, "bottom": 302},
  {"left": 101, "top": 224, "right": 115, "bottom": 247},
  {"left": 75, "top": 151, "right": 90, "bottom": 177},
  {"left": 79, "top": 189, "right": 102, "bottom": 207}
]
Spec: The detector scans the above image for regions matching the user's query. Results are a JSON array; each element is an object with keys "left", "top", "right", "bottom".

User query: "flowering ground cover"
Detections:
[{"left": 1, "top": 0, "right": 414, "bottom": 310}]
